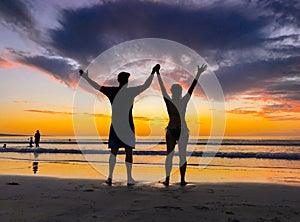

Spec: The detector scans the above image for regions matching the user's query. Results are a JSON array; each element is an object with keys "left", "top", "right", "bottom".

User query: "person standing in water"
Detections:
[
  {"left": 34, "top": 130, "right": 40, "bottom": 148},
  {"left": 79, "top": 65, "right": 158, "bottom": 185},
  {"left": 156, "top": 64, "right": 207, "bottom": 186}
]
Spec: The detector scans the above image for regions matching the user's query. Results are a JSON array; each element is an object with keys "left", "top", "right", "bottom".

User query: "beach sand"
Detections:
[{"left": 0, "top": 175, "right": 299, "bottom": 222}]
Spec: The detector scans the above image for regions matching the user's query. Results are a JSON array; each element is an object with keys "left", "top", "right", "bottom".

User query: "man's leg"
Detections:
[
  {"left": 106, "top": 148, "right": 119, "bottom": 185},
  {"left": 164, "top": 130, "right": 176, "bottom": 186},
  {"left": 125, "top": 148, "right": 135, "bottom": 185}
]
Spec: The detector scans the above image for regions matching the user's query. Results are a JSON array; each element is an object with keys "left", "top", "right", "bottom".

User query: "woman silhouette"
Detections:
[{"left": 156, "top": 64, "right": 207, "bottom": 186}]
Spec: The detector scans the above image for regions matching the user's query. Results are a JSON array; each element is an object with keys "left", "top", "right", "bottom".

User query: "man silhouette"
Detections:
[{"left": 79, "top": 65, "right": 158, "bottom": 185}]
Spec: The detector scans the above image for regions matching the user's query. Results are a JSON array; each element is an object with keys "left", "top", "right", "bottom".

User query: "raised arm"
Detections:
[
  {"left": 186, "top": 64, "right": 207, "bottom": 96},
  {"left": 156, "top": 68, "right": 171, "bottom": 100},
  {"left": 131, "top": 64, "right": 158, "bottom": 94},
  {"left": 79, "top": 69, "right": 102, "bottom": 90}
]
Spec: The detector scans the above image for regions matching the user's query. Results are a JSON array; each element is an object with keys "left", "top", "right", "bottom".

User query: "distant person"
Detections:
[
  {"left": 79, "top": 65, "right": 158, "bottom": 185},
  {"left": 34, "top": 130, "right": 40, "bottom": 147},
  {"left": 29, "top": 137, "right": 34, "bottom": 147},
  {"left": 156, "top": 64, "right": 207, "bottom": 186},
  {"left": 3, "top": 144, "right": 6, "bottom": 149}
]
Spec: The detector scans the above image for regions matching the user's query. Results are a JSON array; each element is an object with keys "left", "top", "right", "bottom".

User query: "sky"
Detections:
[{"left": 0, "top": 0, "right": 300, "bottom": 138}]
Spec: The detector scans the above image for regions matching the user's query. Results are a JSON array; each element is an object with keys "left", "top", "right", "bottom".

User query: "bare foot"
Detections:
[
  {"left": 105, "top": 178, "right": 112, "bottom": 185},
  {"left": 162, "top": 181, "right": 169, "bottom": 186},
  {"left": 127, "top": 178, "right": 136, "bottom": 186},
  {"left": 180, "top": 181, "right": 188, "bottom": 186}
]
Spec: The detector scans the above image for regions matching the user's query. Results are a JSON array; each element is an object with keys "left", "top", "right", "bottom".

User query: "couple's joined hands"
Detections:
[
  {"left": 151, "top": 64, "right": 160, "bottom": 75},
  {"left": 79, "top": 69, "right": 88, "bottom": 78}
]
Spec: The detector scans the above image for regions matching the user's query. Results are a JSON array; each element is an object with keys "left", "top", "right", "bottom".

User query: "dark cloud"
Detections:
[
  {"left": 48, "top": 0, "right": 269, "bottom": 66},
  {"left": 0, "top": 0, "right": 39, "bottom": 39},
  {"left": 265, "top": 77, "right": 300, "bottom": 101},
  {"left": 16, "top": 55, "right": 79, "bottom": 87},
  {"left": 45, "top": 0, "right": 300, "bottom": 101},
  {"left": 0, "top": 0, "right": 33, "bottom": 27},
  {"left": 216, "top": 56, "right": 300, "bottom": 98},
  {"left": 259, "top": 0, "right": 300, "bottom": 27}
]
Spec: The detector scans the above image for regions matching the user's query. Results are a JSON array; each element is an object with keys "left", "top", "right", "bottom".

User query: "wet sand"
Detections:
[{"left": 0, "top": 175, "right": 299, "bottom": 222}]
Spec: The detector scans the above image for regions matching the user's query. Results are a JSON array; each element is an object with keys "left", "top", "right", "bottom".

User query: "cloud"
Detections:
[
  {"left": 227, "top": 108, "right": 299, "bottom": 121},
  {"left": 25, "top": 109, "right": 155, "bottom": 122},
  {"left": 0, "top": 0, "right": 40, "bottom": 40},
  {"left": 263, "top": 115, "right": 300, "bottom": 121},
  {"left": 16, "top": 54, "right": 80, "bottom": 87},
  {"left": 260, "top": 0, "right": 300, "bottom": 27},
  {"left": 42, "top": 1, "right": 300, "bottom": 102},
  {"left": 227, "top": 109, "right": 258, "bottom": 115},
  {"left": 0, "top": 56, "right": 17, "bottom": 69},
  {"left": 14, "top": 100, "right": 36, "bottom": 104},
  {"left": 1, "top": 0, "right": 299, "bottom": 104},
  {"left": 228, "top": 99, "right": 300, "bottom": 121},
  {"left": 25, "top": 109, "right": 72, "bottom": 115},
  {"left": 48, "top": 0, "right": 269, "bottom": 66},
  {"left": 0, "top": 0, "right": 33, "bottom": 28},
  {"left": 90, "top": 112, "right": 153, "bottom": 122},
  {"left": 264, "top": 76, "right": 300, "bottom": 101},
  {"left": 216, "top": 56, "right": 300, "bottom": 98}
]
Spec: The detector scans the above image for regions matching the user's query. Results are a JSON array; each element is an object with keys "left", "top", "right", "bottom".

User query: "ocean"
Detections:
[{"left": 1, "top": 136, "right": 300, "bottom": 185}]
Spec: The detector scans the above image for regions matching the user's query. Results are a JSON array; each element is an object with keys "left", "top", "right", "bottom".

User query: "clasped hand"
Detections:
[{"left": 79, "top": 69, "right": 88, "bottom": 78}]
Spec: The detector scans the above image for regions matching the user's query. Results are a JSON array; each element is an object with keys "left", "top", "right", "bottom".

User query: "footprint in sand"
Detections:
[
  {"left": 7, "top": 182, "right": 19, "bottom": 185},
  {"left": 154, "top": 206, "right": 183, "bottom": 211},
  {"left": 83, "top": 189, "right": 94, "bottom": 192},
  {"left": 207, "top": 189, "right": 215, "bottom": 193},
  {"left": 192, "top": 205, "right": 209, "bottom": 211}
]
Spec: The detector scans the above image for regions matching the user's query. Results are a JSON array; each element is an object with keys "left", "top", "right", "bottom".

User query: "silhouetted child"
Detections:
[{"left": 29, "top": 137, "right": 34, "bottom": 147}]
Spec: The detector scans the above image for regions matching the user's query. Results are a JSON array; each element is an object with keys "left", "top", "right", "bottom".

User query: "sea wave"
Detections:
[
  {"left": 1, "top": 148, "right": 299, "bottom": 160},
  {"left": 1, "top": 139, "right": 300, "bottom": 146}
]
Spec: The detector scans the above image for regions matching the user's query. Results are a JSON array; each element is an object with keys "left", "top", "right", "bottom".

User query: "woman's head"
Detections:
[{"left": 171, "top": 84, "right": 182, "bottom": 99}]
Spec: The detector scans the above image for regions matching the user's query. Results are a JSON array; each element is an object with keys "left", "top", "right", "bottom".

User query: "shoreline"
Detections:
[
  {"left": 0, "top": 175, "right": 299, "bottom": 222},
  {"left": 1, "top": 160, "right": 300, "bottom": 187}
]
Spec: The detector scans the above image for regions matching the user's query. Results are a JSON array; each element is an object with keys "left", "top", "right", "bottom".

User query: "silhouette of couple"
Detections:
[{"left": 79, "top": 63, "right": 207, "bottom": 186}]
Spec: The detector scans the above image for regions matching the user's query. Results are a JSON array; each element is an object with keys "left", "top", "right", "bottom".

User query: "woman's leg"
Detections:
[
  {"left": 164, "top": 130, "right": 177, "bottom": 186},
  {"left": 178, "top": 132, "right": 189, "bottom": 185}
]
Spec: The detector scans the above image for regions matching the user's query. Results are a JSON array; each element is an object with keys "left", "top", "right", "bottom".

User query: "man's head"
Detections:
[
  {"left": 171, "top": 84, "right": 182, "bottom": 99},
  {"left": 117, "top": 72, "right": 130, "bottom": 85}
]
